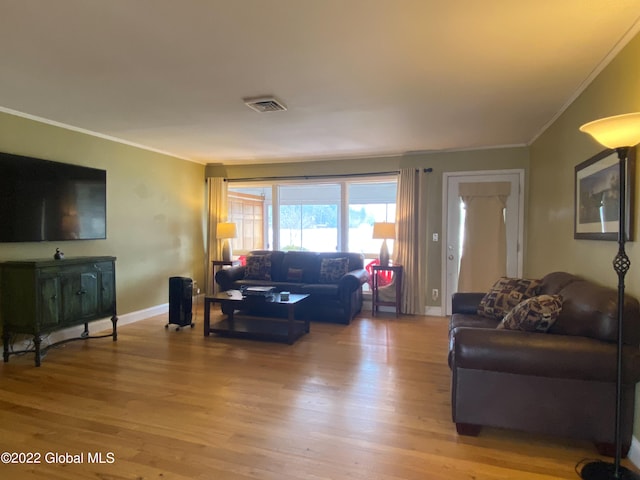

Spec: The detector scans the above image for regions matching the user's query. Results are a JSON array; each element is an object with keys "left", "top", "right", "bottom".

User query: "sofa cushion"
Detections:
[
  {"left": 244, "top": 254, "right": 272, "bottom": 281},
  {"left": 538, "top": 271, "right": 581, "bottom": 295},
  {"left": 300, "top": 283, "right": 340, "bottom": 296},
  {"left": 450, "top": 313, "right": 500, "bottom": 333},
  {"left": 477, "top": 277, "right": 540, "bottom": 320},
  {"left": 498, "top": 294, "right": 563, "bottom": 332},
  {"left": 319, "top": 257, "right": 349, "bottom": 284},
  {"left": 550, "top": 279, "right": 640, "bottom": 345},
  {"left": 286, "top": 267, "right": 304, "bottom": 282},
  {"left": 318, "top": 252, "right": 365, "bottom": 274},
  {"left": 279, "top": 251, "right": 319, "bottom": 283}
]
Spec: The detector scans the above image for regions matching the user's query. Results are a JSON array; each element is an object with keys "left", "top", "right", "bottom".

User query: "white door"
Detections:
[{"left": 442, "top": 170, "right": 524, "bottom": 315}]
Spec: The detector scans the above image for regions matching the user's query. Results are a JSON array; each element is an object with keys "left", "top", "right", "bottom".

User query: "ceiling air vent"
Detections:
[{"left": 243, "top": 96, "right": 287, "bottom": 113}]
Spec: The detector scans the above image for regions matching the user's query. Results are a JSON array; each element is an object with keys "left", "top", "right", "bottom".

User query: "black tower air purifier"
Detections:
[{"left": 166, "top": 276, "right": 194, "bottom": 331}]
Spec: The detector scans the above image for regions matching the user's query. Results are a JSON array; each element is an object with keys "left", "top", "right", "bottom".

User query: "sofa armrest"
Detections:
[
  {"left": 451, "top": 292, "right": 485, "bottom": 314},
  {"left": 451, "top": 327, "right": 640, "bottom": 384},
  {"left": 215, "top": 265, "right": 246, "bottom": 291},
  {"left": 338, "top": 268, "right": 370, "bottom": 293}
]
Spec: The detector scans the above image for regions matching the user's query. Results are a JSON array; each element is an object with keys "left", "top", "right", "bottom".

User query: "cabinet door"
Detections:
[
  {"left": 99, "top": 266, "right": 115, "bottom": 315},
  {"left": 38, "top": 275, "right": 61, "bottom": 329},
  {"left": 80, "top": 272, "right": 99, "bottom": 318},
  {"left": 64, "top": 271, "right": 100, "bottom": 323},
  {"left": 60, "top": 273, "right": 83, "bottom": 323}
]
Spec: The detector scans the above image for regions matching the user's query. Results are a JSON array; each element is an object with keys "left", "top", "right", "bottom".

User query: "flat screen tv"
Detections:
[{"left": 0, "top": 152, "right": 106, "bottom": 242}]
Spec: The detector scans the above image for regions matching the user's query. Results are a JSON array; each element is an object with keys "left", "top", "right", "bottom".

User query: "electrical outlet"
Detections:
[
  {"left": 432, "top": 233, "right": 439, "bottom": 242},
  {"left": 432, "top": 289, "right": 439, "bottom": 301}
]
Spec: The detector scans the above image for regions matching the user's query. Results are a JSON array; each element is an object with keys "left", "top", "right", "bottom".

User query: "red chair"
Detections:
[{"left": 365, "top": 259, "right": 393, "bottom": 287}]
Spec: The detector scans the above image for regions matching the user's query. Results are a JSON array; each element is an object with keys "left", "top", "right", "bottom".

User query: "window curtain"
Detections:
[
  {"left": 457, "top": 182, "right": 510, "bottom": 293},
  {"left": 206, "top": 177, "right": 228, "bottom": 294},
  {"left": 392, "top": 168, "right": 428, "bottom": 314}
]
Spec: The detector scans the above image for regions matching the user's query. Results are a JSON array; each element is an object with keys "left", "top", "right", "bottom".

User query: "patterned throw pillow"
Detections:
[
  {"left": 319, "top": 257, "right": 349, "bottom": 284},
  {"left": 498, "top": 294, "right": 563, "bottom": 332},
  {"left": 286, "top": 268, "right": 304, "bottom": 282},
  {"left": 477, "top": 277, "right": 541, "bottom": 320},
  {"left": 244, "top": 254, "right": 272, "bottom": 281}
]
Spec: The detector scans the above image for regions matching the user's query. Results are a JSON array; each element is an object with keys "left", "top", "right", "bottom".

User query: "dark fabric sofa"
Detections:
[
  {"left": 215, "top": 250, "right": 369, "bottom": 324},
  {"left": 448, "top": 271, "right": 640, "bottom": 456}
]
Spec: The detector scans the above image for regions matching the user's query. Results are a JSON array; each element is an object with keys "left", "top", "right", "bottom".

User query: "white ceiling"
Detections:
[{"left": 1, "top": 0, "right": 640, "bottom": 165}]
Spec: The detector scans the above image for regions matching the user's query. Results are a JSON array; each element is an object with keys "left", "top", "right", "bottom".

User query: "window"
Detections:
[
  {"left": 279, "top": 184, "right": 339, "bottom": 251},
  {"left": 227, "top": 177, "right": 396, "bottom": 256},
  {"left": 227, "top": 186, "right": 272, "bottom": 254},
  {"left": 228, "top": 191, "right": 264, "bottom": 253},
  {"left": 348, "top": 182, "right": 396, "bottom": 256}
]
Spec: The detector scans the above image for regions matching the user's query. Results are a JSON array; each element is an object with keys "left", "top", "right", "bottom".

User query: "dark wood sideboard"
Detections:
[{"left": 0, "top": 256, "right": 118, "bottom": 366}]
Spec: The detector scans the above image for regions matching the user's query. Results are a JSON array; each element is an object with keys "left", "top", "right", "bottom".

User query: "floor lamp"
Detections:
[{"left": 579, "top": 112, "right": 640, "bottom": 480}]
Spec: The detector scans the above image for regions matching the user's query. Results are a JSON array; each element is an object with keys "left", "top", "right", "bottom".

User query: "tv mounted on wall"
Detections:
[{"left": 0, "top": 152, "right": 107, "bottom": 242}]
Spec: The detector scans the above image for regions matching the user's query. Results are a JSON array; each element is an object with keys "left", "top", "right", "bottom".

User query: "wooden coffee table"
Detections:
[{"left": 203, "top": 290, "right": 311, "bottom": 344}]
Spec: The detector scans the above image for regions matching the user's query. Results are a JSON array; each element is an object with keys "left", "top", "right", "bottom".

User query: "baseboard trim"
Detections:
[
  {"left": 7, "top": 303, "right": 170, "bottom": 352},
  {"left": 629, "top": 436, "right": 640, "bottom": 469},
  {"left": 118, "top": 303, "right": 169, "bottom": 327},
  {"left": 424, "top": 306, "right": 444, "bottom": 317},
  {"left": 362, "top": 300, "right": 395, "bottom": 315},
  {"left": 363, "top": 300, "right": 445, "bottom": 317}
]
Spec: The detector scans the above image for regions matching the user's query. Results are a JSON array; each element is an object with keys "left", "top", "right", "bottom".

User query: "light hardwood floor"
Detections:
[{"left": 0, "top": 307, "right": 637, "bottom": 480}]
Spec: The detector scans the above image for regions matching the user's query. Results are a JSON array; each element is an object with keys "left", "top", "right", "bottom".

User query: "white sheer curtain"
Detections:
[
  {"left": 457, "top": 182, "right": 510, "bottom": 292},
  {"left": 206, "top": 177, "right": 228, "bottom": 294},
  {"left": 393, "top": 168, "right": 428, "bottom": 314}
]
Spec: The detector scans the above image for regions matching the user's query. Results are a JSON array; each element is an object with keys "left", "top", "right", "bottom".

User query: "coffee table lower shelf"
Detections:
[
  {"left": 208, "top": 316, "right": 307, "bottom": 344},
  {"left": 204, "top": 291, "right": 311, "bottom": 345}
]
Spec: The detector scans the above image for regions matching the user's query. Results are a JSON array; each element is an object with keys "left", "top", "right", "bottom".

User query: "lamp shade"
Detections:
[
  {"left": 216, "top": 222, "right": 237, "bottom": 239},
  {"left": 579, "top": 112, "right": 640, "bottom": 149},
  {"left": 372, "top": 222, "right": 395, "bottom": 239}
]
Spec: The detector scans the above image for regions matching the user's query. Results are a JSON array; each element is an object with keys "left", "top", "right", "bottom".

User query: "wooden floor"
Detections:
[{"left": 1, "top": 308, "right": 637, "bottom": 480}]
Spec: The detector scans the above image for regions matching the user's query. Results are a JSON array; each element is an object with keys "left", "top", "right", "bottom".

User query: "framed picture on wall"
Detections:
[{"left": 574, "top": 148, "right": 635, "bottom": 241}]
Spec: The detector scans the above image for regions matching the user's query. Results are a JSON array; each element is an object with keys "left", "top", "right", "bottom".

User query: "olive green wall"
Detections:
[
  {"left": 0, "top": 111, "right": 206, "bottom": 316},
  {"left": 528, "top": 32, "right": 640, "bottom": 439},
  {"left": 209, "top": 145, "right": 529, "bottom": 308}
]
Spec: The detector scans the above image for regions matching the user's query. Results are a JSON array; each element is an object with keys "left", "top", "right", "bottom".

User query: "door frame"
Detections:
[{"left": 441, "top": 169, "right": 525, "bottom": 315}]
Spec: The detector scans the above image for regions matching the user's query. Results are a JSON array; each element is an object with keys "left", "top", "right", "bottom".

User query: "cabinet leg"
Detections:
[
  {"left": 287, "top": 306, "right": 295, "bottom": 344},
  {"left": 34, "top": 336, "right": 42, "bottom": 367},
  {"left": 204, "top": 299, "right": 211, "bottom": 337},
  {"left": 111, "top": 315, "right": 118, "bottom": 341},
  {"left": 2, "top": 331, "right": 9, "bottom": 363}
]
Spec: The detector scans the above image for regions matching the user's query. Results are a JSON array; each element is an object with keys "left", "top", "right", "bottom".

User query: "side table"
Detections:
[
  {"left": 212, "top": 260, "right": 240, "bottom": 294},
  {"left": 371, "top": 264, "right": 403, "bottom": 317}
]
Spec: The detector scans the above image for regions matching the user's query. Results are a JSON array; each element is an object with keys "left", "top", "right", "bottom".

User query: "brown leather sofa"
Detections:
[{"left": 448, "top": 271, "right": 640, "bottom": 456}]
